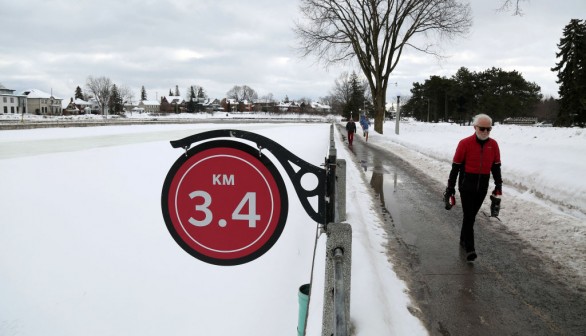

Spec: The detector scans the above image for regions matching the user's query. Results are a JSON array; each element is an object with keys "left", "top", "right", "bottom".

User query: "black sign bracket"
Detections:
[{"left": 170, "top": 129, "right": 327, "bottom": 224}]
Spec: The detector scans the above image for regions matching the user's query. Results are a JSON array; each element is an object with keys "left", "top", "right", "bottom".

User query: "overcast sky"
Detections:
[{"left": 1, "top": 0, "right": 584, "bottom": 103}]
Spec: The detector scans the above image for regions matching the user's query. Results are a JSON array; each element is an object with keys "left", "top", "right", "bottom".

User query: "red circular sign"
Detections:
[{"left": 161, "top": 140, "right": 288, "bottom": 265}]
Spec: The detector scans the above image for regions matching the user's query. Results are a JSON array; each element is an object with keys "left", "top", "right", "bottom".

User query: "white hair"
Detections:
[{"left": 473, "top": 114, "right": 493, "bottom": 126}]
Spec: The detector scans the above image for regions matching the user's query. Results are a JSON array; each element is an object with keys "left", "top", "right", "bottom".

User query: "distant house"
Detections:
[
  {"left": 22, "top": 89, "right": 63, "bottom": 115},
  {"left": 221, "top": 98, "right": 253, "bottom": 112},
  {"left": 206, "top": 98, "right": 223, "bottom": 112},
  {"left": 163, "top": 95, "right": 183, "bottom": 105},
  {"left": 123, "top": 101, "right": 138, "bottom": 113},
  {"left": 86, "top": 98, "right": 101, "bottom": 114},
  {"left": 138, "top": 100, "right": 160, "bottom": 113},
  {"left": 185, "top": 97, "right": 209, "bottom": 112},
  {"left": 221, "top": 98, "right": 235, "bottom": 112},
  {"left": 74, "top": 98, "right": 92, "bottom": 114},
  {"left": 254, "top": 98, "right": 276, "bottom": 112},
  {"left": 276, "top": 101, "right": 300, "bottom": 113},
  {"left": 160, "top": 95, "right": 183, "bottom": 113},
  {"left": 0, "top": 83, "right": 27, "bottom": 115},
  {"left": 62, "top": 98, "right": 80, "bottom": 115},
  {"left": 311, "top": 101, "right": 332, "bottom": 113}
]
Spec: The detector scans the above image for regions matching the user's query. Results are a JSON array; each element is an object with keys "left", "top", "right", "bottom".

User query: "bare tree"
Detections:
[
  {"left": 261, "top": 93, "right": 275, "bottom": 103},
  {"left": 295, "top": 0, "right": 472, "bottom": 133},
  {"left": 332, "top": 72, "right": 353, "bottom": 106},
  {"left": 497, "top": 0, "right": 526, "bottom": 16},
  {"left": 118, "top": 85, "right": 134, "bottom": 106},
  {"left": 226, "top": 85, "right": 243, "bottom": 101},
  {"left": 226, "top": 85, "right": 259, "bottom": 102},
  {"left": 86, "top": 76, "right": 112, "bottom": 115},
  {"left": 324, "top": 72, "right": 354, "bottom": 116}
]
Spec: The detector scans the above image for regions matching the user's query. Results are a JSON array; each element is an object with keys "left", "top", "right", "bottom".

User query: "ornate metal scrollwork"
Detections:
[{"left": 170, "top": 129, "right": 327, "bottom": 224}]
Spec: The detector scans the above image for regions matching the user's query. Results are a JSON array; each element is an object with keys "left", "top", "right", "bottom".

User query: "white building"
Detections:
[
  {"left": 311, "top": 101, "right": 332, "bottom": 113},
  {"left": 138, "top": 100, "right": 160, "bottom": 113},
  {"left": 22, "top": 89, "right": 62, "bottom": 115},
  {"left": 0, "top": 83, "right": 27, "bottom": 115}
]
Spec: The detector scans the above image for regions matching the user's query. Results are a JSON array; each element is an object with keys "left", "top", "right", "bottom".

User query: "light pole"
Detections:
[{"left": 395, "top": 95, "right": 401, "bottom": 135}]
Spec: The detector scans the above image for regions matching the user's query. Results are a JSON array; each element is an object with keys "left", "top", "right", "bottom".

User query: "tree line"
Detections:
[
  {"left": 75, "top": 78, "right": 320, "bottom": 115},
  {"left": 400, "top": 67, "right": 543, "bottom": 124},
  {"left": 321, "top": 17, "right": 585, "bottom": 128},
  {"left": 295, "top": 0, "right": 585, "bottom": 130}
]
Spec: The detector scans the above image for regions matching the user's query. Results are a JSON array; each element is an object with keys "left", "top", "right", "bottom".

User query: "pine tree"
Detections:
[
  {"left": 141, "top": 86, "right": 147, "bottom": 101},
  {"left": 350, "top": 71, "right": 366, "bottom": 115},
  {"left": 552, "top": 19, "right": 586, "bottom": 127},
  {"left": 108, "top": 84, "right": 124, "bottom": 114},
  {"left": 190, "top": 86, "right": 196, "bottom": 100},
  {"left": 175, "top": 85, "right": 180, "bottom": 97},
  {"left": 197, "top": 87, "right": 205, "bottom": 99},
  {"left": 187, "top": 86, "right": 196, "bottom": 112},
  {"left": 342, "top": 71, "right": 367, "bottom": 119},
  {"left": 74, "top": 86, "right": 84, "bottom": 100}
]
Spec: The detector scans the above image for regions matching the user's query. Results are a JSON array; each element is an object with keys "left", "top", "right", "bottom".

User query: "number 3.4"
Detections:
[{"left": 188, "top": 191, "right": 260, "bottom": 228}]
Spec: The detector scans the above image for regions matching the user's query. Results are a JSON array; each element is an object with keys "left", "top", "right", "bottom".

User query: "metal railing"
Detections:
[{"left": 321, "top": 123, "right": 351, "bottom": 336}]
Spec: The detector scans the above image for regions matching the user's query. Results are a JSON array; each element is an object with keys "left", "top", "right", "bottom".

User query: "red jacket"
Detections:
[
  {"left": 453, "top": 134, "right": 500, "bottom": 174},
  {"left": 449, "top": 134, "right": 502, "bottom": 193}
]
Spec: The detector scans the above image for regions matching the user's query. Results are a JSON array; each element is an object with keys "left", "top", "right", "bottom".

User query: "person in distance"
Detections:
[{"left": 345, "top": 116, "right": 357, "bottom": 146}]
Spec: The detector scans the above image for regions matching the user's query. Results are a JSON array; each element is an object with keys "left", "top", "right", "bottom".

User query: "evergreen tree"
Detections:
[
  {"left": 344, "top": 71, "right": 366, "bottom": 118},
  {"left": 108, "top": 84, "right": 124, "bottom": 114},
  {"left": 74, "top": 86, "right": 84, "bottom": 100},
  {"left": 141, "top": 86, "right": 147, "bottom": 101},
  {"left": 552, "top": 19, "right": 586, "bottom": 127},
  {"left": 402, "top": 82, "right": 428, "bottom": 121},
  {"left": 403, "top": 67, "right": 541, "bottom": 123},
  {"left": 452, "top": 67, "right": 478, "bottom": 124},
  {"left": 197, "top": 87, "right": 206, "bottom": 99},
  {"left": 187, "top": 86, "right": 197, "bottom": 112},
  {"left": 476, "top": 67, "right": 541, "bottom": 123},
  {"left": 175, "top": 85, "right": 180, "bottom": 97},
  {"left": 169, "top": 89, "right": 173, "bottom": 96}
]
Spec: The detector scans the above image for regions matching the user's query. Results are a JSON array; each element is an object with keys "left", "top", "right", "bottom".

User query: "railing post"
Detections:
[
  {"left": 326, "top": 124, "right": 337, "bottom": 227},
  {"left": 335, "top": 159, "right": 346, "bottom": 223},
  {"left": 333, "top": 248, "right": 347, "bottom": 336},
  {"left": 322, "top": 223, "right": 352, "bottom": 336}
]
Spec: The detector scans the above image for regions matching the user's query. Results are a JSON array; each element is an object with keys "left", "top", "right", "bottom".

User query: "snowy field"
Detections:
[{"left": 1, "top": 115, "right": 584, "bottom": 335}]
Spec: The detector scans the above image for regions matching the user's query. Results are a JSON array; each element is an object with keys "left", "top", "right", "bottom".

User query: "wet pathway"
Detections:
[{"left": 339, "top": 125, "right": 586, "bottom": 336}]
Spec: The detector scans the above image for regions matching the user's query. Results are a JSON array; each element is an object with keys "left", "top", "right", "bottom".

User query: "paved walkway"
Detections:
[{"left": 341, "top": 125, "right": 586, "bottom": 336}]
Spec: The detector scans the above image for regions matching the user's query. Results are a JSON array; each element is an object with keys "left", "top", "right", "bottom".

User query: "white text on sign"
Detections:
[
  {"left": 213, "top": 174, "right": 235, "bottom": 185},
  {"left": 188, "top": 191, "right": 260, "bottom": 228}
]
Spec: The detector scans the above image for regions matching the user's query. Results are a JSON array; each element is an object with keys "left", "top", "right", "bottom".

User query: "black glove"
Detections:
[
  {"left": 490, "top": 194, "right": 501, "bottom": 217},
  {"left": 443, "top": 187, "right": 456, "bottom": 210}
]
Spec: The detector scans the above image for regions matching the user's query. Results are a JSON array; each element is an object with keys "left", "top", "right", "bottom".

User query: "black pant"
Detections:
[{"left": 459, "top": 190, "right": 487, "bottom": 252}]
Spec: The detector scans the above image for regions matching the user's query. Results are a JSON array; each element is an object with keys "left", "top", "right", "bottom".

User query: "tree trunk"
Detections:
[{"left": 373, "top": 89, "right": 386, "bottom": 134}]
